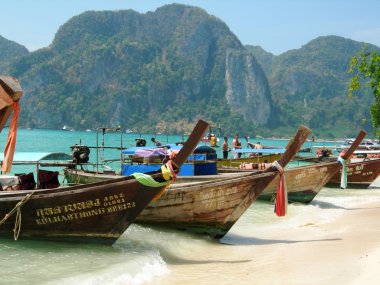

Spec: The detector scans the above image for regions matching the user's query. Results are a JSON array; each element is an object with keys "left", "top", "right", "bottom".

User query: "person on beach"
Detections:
[
  {"left": 210, "top": 134, "right": 217, "bottom": 147},
  {"left": 151, "top": 137, "right": 162, "bottom": 146},
  {"left": 254, "top": 141, "right": 263, "bottom": 156},
  {"left": 232, "top": 134, "right": 242, "bottom": 158},
  {"left": 222, "top": 136, "right": 229, "bottom": 159}
]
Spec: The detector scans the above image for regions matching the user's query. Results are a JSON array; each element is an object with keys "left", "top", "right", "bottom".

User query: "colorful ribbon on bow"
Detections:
[
  {"left": 132, "top": 160, "right": 178, "bottom": 202},
  {"left": 0, "top": 83, "right": 21, "bottom": 174},
  {"left": 337, "top": 156, "right": 347, "bottom": 189},
  {"left": 272, "top": 160, "right": 287, "bottom": 216}
]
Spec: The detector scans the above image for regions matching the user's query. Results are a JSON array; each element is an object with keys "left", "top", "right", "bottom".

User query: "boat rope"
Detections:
[
  {"left": 0, "top": 190, "right": 36, "bottom": 240},
  {"left": 337, "top": 156, "right": 347, "bottom": 189},
  {"left": 271, "top": 160, "right": 288, "bottom": 217},
  {"left": 132, "top": 160, "right": 178, "bottom": 202}
]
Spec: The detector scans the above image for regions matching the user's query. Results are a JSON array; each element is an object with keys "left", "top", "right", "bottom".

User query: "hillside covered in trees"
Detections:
[{"left": 1, "top": 4, "right": 379, "bottom": 138}]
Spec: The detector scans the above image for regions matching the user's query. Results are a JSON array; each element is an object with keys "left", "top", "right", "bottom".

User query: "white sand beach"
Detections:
[{"left": 153, "top": 184, "right": 380, "bottom": 285}]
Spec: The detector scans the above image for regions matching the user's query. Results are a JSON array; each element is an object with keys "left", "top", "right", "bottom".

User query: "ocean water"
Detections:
[{"left": 1, "top": 128, "right": 379, "bottom": 285}]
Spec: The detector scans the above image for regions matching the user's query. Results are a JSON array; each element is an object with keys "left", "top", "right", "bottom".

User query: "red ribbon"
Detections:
[
  {"left": 275, "top": 171, "right": 287, "bottom": 216},
  {"left": 2, "top": 101, "right": 20, "bottom": 173}
]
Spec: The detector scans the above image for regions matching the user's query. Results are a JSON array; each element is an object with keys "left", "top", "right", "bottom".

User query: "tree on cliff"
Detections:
[{"left": 348, "top": 46, "right": 380, "bottom": 137}]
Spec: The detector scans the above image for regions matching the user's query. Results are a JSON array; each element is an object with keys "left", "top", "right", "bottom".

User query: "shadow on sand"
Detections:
[
  {"left": 160, "top": 247, "right": 252, "bottom": 265},
  {"left": 219, "top": 233, "right": 340, "bottom": 246},
  {"left": 311, "top": 200, "right": 380, "bottom": 211}
]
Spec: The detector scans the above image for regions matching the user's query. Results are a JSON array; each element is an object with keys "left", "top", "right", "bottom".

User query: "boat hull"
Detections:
[
  {"left": 137, "top": 172, "right": 278, "bottom": 237},
  {"left": 0, "top": 175, "right": 166, "bottom": 244},
  {"left": 259, "top": 162, "right": 341, "bottom": 203},
  {"left": 326, "top": 158, "right": 380, "bottom": 188},
  {"left": 64, "top": 169, "right": 277, "bottom": 238},
  {"left": 217, "top": 153, "right": 281, "bottom": 168}
]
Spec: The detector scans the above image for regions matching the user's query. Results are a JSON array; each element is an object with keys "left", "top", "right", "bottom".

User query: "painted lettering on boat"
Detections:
[
  {"left": 295, "top": 171, "right": 307, "bottom": 180},
  {"left": 318, "top": 167, "right": 328, "bottom": 173},
  {"left": 200, "top": 187, "right": 237, "bottom": 200},
  {"left": 355, "top": 164, "right": 364, "bottom": 171},
  {"left": 295, "top": 167, "right": 328, "bottom": 180},
  {"left": 346, "top": 164, "right": 365, "bottom": 175},
  {"left": 200, "top": 186, "right": 237, "bottom": 208},
  {"left": 35, "top": 193, "right": 136, "bottom": 225}
]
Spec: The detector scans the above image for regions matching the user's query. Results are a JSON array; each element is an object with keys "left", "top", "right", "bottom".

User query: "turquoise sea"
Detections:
[{"left": 1, "top": 128, "right": 380, "bottom": 285}]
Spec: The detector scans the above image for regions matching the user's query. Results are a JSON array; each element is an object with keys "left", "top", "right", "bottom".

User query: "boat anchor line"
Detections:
[{"left": 0, "top": 190, "right": 36, "bottom": 240}]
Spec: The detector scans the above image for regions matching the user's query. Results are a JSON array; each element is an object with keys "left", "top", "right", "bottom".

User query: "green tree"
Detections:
[{"left": 348, "top": 47, "right": 380, "bottom": 137}]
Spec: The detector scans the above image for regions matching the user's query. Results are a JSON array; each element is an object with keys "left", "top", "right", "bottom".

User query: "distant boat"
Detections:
[{"left": 62, "top": 125, "right": 75, "bottom": 131}]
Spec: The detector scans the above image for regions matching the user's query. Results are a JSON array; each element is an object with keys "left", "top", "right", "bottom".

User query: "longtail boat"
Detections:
[
  {"left": 326, "top": 158, "right": 380, "bottom": 188},
  {"left": 0, "top": 77, "right": 209, "bottom": 244},
  {"left": 0, "top": 120, "right": 208, "bottom": 244},
  {"left": 65, "top": 125, "right": 311, "bottom": 238},
  {"left": 265, "top": 130, "right": 367, "bottom": 202},
  {"left": 216, "top": 148, "right": 283, "bottom": 167},
  {"left": 294, "top": 149, "right": 380, "bottom": 189},
  {"left": 261, "top": 130, "right": 367, "bottom": 202},
  {"left": 219, "top": 129, "right": 366, "bottom": 203}
]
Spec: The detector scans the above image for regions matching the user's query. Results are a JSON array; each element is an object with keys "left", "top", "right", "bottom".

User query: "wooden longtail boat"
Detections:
[
  {"left": 135, "top": 125, "right": 310, "bottom": 237},
  {"left": 326, "top": 158, "right": 380, "bottom": 188},
  {"left": 0, "top": 78, "right": 209, "bottom": 244},
  {"left": 216, "top": 149, "right": 283, "bottom": 167},
  {"left": 295, "top": 150, "right": 380, "bottom": 189},
  {"left": 220, "top": 129, "right": 367, "bottom": 203},
  {"left": 260, "top": 130, "right": 367, "bottom": 202},
  {"left": 66, "top": 125, "right": 311, "bottom": 238}
]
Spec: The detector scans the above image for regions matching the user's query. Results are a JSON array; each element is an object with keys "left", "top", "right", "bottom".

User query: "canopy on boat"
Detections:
[
  {"left": 122, "top": 144, "right": 202, "bottom": 156},
  {"left": 134, "top": 148, "right": 167, "bottom": 158},
  {"left": 233, "top": 148, "right": 286, "bottom": 154},
  {"left": 123, "top": 146, "right": 167, "bottom": 156},
  {"left": 0, "top": 152, "right": 73, "bottom": 165}
]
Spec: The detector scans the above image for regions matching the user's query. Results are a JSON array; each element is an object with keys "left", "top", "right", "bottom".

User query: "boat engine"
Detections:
[
  {"left": 71, "top": 145, "right": 90, "bottom": 163},
  {"left": 135, "top": 138, "right": 147, "bottom": 147}
]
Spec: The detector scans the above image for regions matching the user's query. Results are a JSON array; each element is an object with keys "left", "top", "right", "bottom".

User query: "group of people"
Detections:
[
  {"left": 144, "top": 135, "right": 262, "bottom": 160},
  {"left": 222, "top": 134, "right": 263, "bottom": 159}
]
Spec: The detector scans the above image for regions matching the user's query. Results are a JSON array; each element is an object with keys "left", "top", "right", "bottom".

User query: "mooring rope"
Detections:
[{"left": 0, "top": 190, "right": 36, "bottom": 240}]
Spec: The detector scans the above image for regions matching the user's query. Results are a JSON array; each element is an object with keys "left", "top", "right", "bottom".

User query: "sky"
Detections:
[{"left": 0, "top": 0, "right": 379, "bottom": 55}]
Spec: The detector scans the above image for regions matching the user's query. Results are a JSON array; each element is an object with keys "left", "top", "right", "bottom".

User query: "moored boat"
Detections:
[
  {"left": 294, "top": 148, "right": 380, "bottom": 189},
  {"left": 220, "top": 129, "right": 367, "bottom": 203},
  {"left": 326, "top": 158, "right": 380, "bottom": 188},
  {"left": 216, "top": 148, "right": 284, "bottom": 167},
  {"left": 65, "top": 125, "right": 311, "bottom": 238},
  {"left": 0, "top": 77, "right": 209, "bottom": 244},
  {"left": 0, "top": 120, "right": 208, "bottom": 244}
]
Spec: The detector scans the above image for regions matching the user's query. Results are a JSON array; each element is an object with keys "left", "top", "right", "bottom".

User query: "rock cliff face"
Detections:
[
  {"left": 2, "top": 5, "right": 378, "bottom": 137},
  {"left": 225, "top": 49, "right": 271, "bottom": 125},
  {"left": 6, "top": 4, "right": 272, "bottom": 133},
  {"left": 249, "top": 36, "right": 380, "bottom": 137}
]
